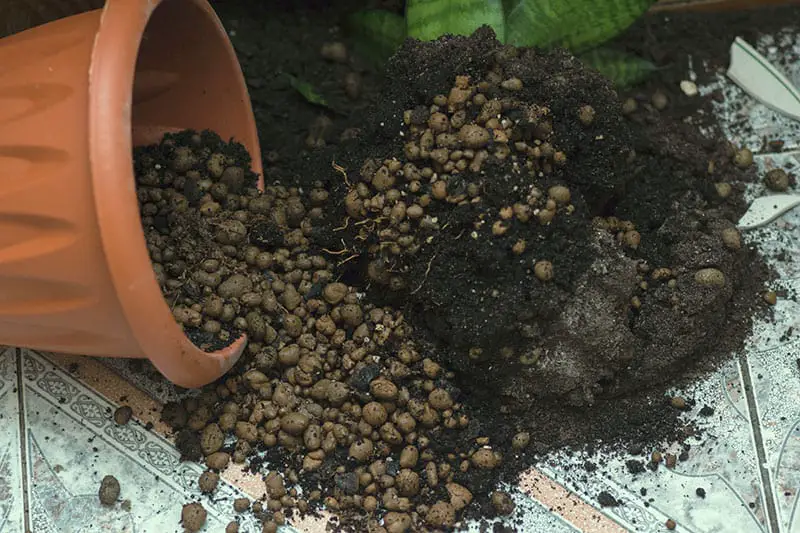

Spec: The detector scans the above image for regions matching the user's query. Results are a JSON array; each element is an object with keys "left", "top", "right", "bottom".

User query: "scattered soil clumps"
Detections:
[
  {"left": 310, "top": 27, "right": 766, "bottom": 408},
  {"left": 138, "top": 26, "right": 769, "bottom": 533}
]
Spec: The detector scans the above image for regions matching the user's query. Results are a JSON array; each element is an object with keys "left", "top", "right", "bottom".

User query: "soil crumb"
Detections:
[{"left": 98, "top": 475, "right": 120, "bottom": 506}]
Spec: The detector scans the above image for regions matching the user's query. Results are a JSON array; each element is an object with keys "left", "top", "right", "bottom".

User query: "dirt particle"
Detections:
[
  {"left": 490, "top": 490, "right": 515, "bottom": 515},
  {"left": 721, "top": 228, "right": 741, "bottom": 250},
  {"left": 597, "top": 491, "right": 619, "bottom": 507},
  {"left": 206, "top": 451, "right": 230, "bottom": 470},
  {"left": 428, "top": 388, "right": 453, "bottom": 410},
  {"left": 281, "top": 412, "right": 310, "bottom": 436},
  {"left": 362, "top": 402, "right": 388, "bottom": 426},
  {"left": 426, "top": 501, "right": 456, "bottom": 529},
  {"left": 471, "top": 448, "right": 499, "bottom": 469},
  {"left": 113, "top": 406, "right": 133, "bottom": 425},
  {"left": 446, "top": 482, "right": 473, "bottom": 511},
  {"left": 764, "top": 168, "right": 789, "bottom": 192},
  {"left": 349, "top": 438, "right": 374, "bottom": 462},
  {"left": 181, "top": 502, "right": 207, "bottom": 532},
  {"left": 370, "top": 378, "right": 398, "bottom": 401},
  {"left": 500, "top": 77, "right": 523, "bottom": 91},
  {"left": 320, "top": 41, "right": 347, "bottom": 63},
  {"left": 511, "top": 431, "right": 530, "bottom": 450},
  {"left": 459, "top": 124, "right": 490, "bottom": 149},
  {"left": 200, "top": 423, "right": 224, "bottom": 455},
  {"left": 764, "top": 291, "right": 778, "bottom": 305},
  {"left": 533, "top": 260, "right": 554, "bottom": 282},
  {"left": 652, "top": 91, "right": 668, "bottom": 111},
  {"left": 98, "top": 475, "right": 120, "bottom": 506},
  {"left": 198, "top": 470, "right": 219, "bottom": 493},
  {"left": 694, "top": 268, "right": 725, "bottom": 287},
  {"left": 233, "top": 497, "right": 250, "bottom": 512},
  {"left": 733, "top": 147, "right": 753, "bottom": 169},
  {"left": 578, "top": 105, "right": 596, "bottom": 125},
  {"left": 670, "top": 396, "right": 687, "bottom": 410}
]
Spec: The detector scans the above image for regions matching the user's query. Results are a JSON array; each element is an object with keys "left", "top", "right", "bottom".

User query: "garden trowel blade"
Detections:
[
  {"left": 737, "top": 194, "right": 800, "bottom": 230},
  {"left": 727, "top": 36, "right": 800, "bottom": 123}
]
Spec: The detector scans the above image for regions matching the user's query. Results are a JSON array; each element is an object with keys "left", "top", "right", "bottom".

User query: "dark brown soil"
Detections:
[
  {"left": 613, "top": 4, "right": 800, "bottom": 130},
  {"left": 304, "top": 27, "right": 767, "bottom": 408},
  {"left": 135, "top": 2, "right": 784, "bottom": 532}
]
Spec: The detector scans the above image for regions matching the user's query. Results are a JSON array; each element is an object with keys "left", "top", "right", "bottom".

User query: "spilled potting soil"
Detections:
[{"left": 136, "top": 27, "right": 772, "bottom": 533}]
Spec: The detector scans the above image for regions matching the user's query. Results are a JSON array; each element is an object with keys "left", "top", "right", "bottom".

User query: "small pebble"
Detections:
[
  {"left": 680, "top": 80, "right": 698, "bottom": 97},
  {"left": 320, "top": 42, "right": 347, "bottom": 63},
  {"left": 670, "top": 396, "right": 686, "bottom": 410},
  {"left": 651, "top": 91, "right": 668, "bottom": 110},
  {"left": 198, "top": 470, "right": 219, "bottom": 493},
  {"left": 622, "top": 98, "right": 638, "bottom": 115},
  {"left": 764, "top": 291, "right": 777, "bottom": 305},
  {"left": 694, "top": 268, "right": 725, "bottom": 287},
  {"left": 181, "top": 502, "right": 207, "bottom": 532},
  {"left": 534, "top": 260, "right": 553, "bottom": 282},
  {"left": 734, "top": 148, "right": 753, "bottom": 169},
  {"left": 426, "top": 501, "right": 456, "bottom": 528},
  {"left": 721, "top": 228, "right": 741, "bottom": 250},
  {"left": 666, "top": 518, "right": 677, "bottom": 530},
  {"left": 578, "top": 105, "right": 595, "bottom": 125},
  {"left": 490, "top": 491, "right": 515, "bottom": 515},
  {"left": 113, "top": 405, "right": 133, "bottom": 425},
  {"left": 511, "top": 431, "right": 530, "bottom": 450},
  {"left": 98, "top": 475, "right": 120, "bottom": 506},
  {"left": 233, "top": 497, "right": 250, "bottom": 512}
]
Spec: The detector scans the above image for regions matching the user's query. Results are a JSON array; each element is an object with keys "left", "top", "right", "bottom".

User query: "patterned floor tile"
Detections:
[
  {"left": 0, "top": 347, "right": 24, "bottom": 533},
  {"left": 42, "top": 352, "right": 611, "bottom": 533},
  {"left": 19, "top": 350, "right": 263, "bottom": 533},
  {"left": 538, "top": 358, "right": 769, "bottom": 533}
]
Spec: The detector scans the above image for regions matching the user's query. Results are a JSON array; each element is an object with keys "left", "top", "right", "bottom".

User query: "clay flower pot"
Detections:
[{"left": 0, "top": 0, "right": 262, "bottom": 387}]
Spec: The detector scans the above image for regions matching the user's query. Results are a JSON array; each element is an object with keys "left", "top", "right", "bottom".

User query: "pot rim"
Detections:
[{"left": 87, "top": 0, "right": 254, "bottom": 386}]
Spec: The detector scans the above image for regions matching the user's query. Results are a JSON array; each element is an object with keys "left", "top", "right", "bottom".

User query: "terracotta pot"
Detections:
[{"left": 0, "top": 0, "right": 263, "bottom": 387}]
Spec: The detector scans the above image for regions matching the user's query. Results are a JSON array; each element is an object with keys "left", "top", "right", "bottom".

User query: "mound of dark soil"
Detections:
[
  {"left": 307, "top": 27, "right": 767, "bottom": 408},
  {"left": 139, "top": 20, "right": 774, "bottom": 533}
]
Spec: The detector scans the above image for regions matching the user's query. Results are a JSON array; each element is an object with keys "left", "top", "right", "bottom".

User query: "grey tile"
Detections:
[
  {"left": 19, "top": 349, "right": 262, "bottom": 533},
  {"left": 539, "top": 358, "right": 769, "bottom": 533},
  {"left": 0, "top": 347, "right": 24, "bottom": 533},
  {"left": 699, "top": 28, "right": 800, "bottom": 152}
]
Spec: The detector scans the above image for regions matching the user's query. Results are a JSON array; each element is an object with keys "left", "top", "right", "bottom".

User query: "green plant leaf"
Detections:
[
  {"left": 406, "top": 0, "right": 506, "bottom": 43},
  {"left": 285, "top": 74, "right": 329, "bottom": 108},
  {"left": 347, "top": 9, "right": 407, "bottom": 66},
  {"left": 505, "top": 0, "right": 656, "bottom": 53},
  {"left": 579, "top": 47, "right": 658, "bottom": 88}
]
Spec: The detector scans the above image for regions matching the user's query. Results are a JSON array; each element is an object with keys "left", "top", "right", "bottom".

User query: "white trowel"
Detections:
[{"left": 726, "top": 37, "right": 800, "bottom": 230}]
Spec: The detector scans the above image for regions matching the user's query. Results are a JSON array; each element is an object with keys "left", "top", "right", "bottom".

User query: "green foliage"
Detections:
[
  {"left": 285, "top": 74, "right": 329, "bottom": 108},
  {"left": 504, "top": 0, "right": 656, "bottom": 53},
  {"left": 406, "top": 0, "right": 505, "bottom": 42},
  {"left": 579, "top": 47, "right": 658, "bottom": 88},
  {"left": 348, "top": 10, "right": 407, "bottom": 66},
  {"left": 339, "top": 0, "right": 659, "bottom": 90}
]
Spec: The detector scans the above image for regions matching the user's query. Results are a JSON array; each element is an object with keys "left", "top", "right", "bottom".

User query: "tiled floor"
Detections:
[{"left": 1, "top": 21, "right": 800, "bottom": 533}]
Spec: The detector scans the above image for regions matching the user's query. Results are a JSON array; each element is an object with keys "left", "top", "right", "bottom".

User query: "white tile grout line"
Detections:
[
  {"left": 14, "top": 347, "right": 30, "bottom": 533},
  {"left": 739, "top": 352, "right": 781, "bottom": 533}
]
